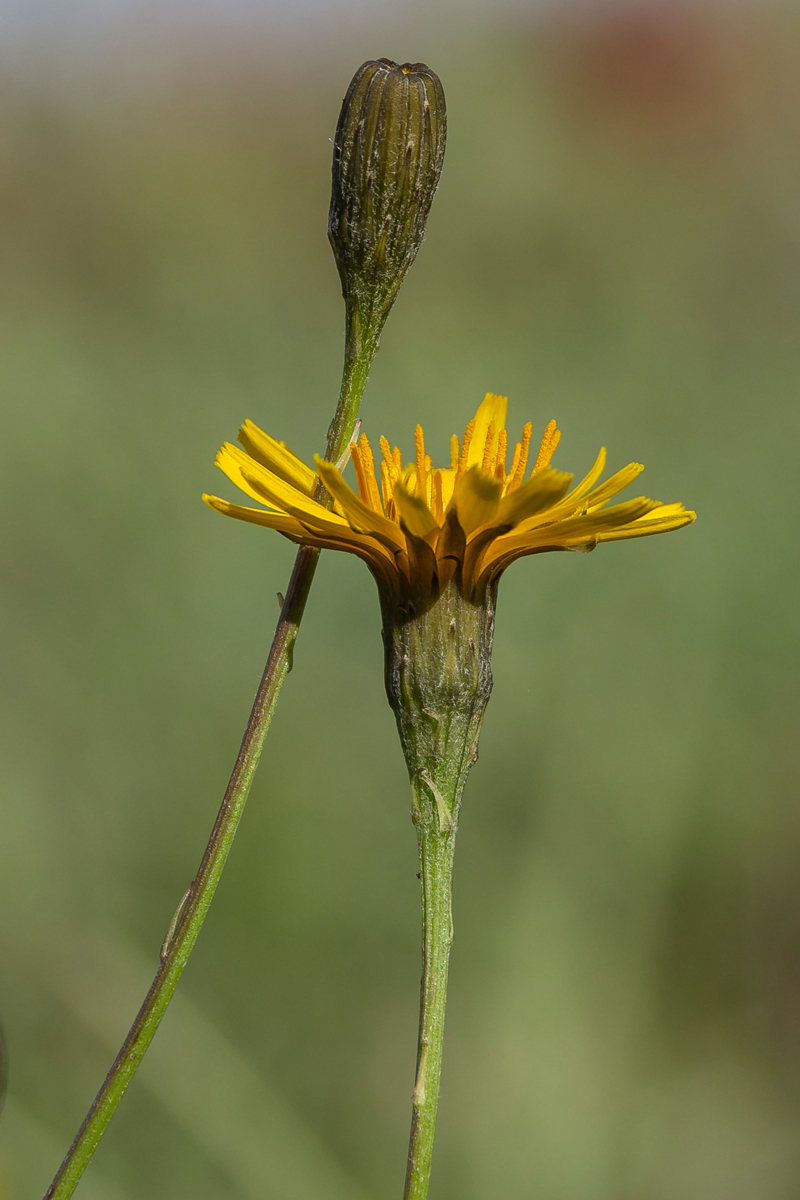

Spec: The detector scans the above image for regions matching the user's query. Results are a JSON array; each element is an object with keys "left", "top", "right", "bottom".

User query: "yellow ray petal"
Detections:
[
  {"left": 205, "top": 492, "right": 399, "bottom": 583},
  {"left": 492, "top": 468, "right": 574, "bottom": 529},
  {"left": 231, "top": 466, "right": 374, "bottom": 549},
  {"left": 215, "top": 443, "right": 285, "bottom": 509},
  {"left": 476, "top": 497, "right": 662, "bottom": 575},
  {"left": 582, "top": 462, "right": 644, "bottom": 511},
  {"left": 562, "top": 447, "right": 607, "bottom": 504},
  {"left": 203, "top": 494, "right": 307, "bottom": 535},
  {"left": 511, "top": 451, "right": 631, "bottom": 532},
  {"left": 448, "top": 466, "right": 503, "bottom": 536},
  {"left": 210, "top": 451, "right": 385, "bottom": 550},
  {"left": 551, "top": 497, "right": 663, "bottom": 541},
  {"left": 315, "top": 457, "right": 406, "bottom": 549},
  {"left": 393, "top": 480, "right": 441, "bottom": 541},
  {"left": 437, "top": 467, "right": 457, "bottom": 511},
  {"left": 293, "top": 523, "right": 400, "bottom": 581},
  {"left": 237, "top": 420, "right": 317, "bottom": 495},
  {"left": 595, "top": 507, "right": 696, "bottom": 541},
  {"left": 460, "top": 470, "right": 571, "bottom": 591},
  {"left": 233, "top": 457, "right": 349, "bottom": 528},
  {"left": 527, "top": 497, "right": 663, "bottom": 550},
  {"left": 467, "top": 393, "right": 508, "bottom": 470},
  {"left": 217, "top": 442, "right": 324, "bottom": 516},
  {"left": 642, "top": 501, "right": 686, "bottom": 518}
]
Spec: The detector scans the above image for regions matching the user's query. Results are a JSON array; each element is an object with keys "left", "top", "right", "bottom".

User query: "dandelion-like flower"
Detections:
[
  {"left": 204, "top": 392, "right": 695, "bottom": 1200},
  {"left": 203, "top": 392, "right": 695, "bottom": 606}
]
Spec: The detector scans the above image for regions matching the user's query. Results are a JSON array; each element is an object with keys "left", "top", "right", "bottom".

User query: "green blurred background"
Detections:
[{"left": 1, "top": 0, "right": 800, "bottom": 1196}]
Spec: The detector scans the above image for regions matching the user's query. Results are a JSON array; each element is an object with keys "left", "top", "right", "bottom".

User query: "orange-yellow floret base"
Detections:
[{"left": 203, "top": 393, "right": 695, "bottom": 604}]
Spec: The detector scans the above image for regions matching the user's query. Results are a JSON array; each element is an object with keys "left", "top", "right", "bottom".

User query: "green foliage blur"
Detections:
[{"left": 1, "top": 3, "right": 799, "bottom": 1197}]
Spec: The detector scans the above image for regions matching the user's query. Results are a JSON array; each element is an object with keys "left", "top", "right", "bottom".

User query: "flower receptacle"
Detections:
[{"left": 381, "top": 580, "right": 496, "bottom": 829}]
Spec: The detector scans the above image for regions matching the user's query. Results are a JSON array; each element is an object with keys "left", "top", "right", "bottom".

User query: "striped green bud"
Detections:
[{"left": 328, "top": 58, "right": 447, "bottom": 325}]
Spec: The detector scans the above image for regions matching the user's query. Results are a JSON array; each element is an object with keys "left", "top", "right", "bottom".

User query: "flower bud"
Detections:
[{"left": 328, "top": 58, "right": 447, "bottom": 322}]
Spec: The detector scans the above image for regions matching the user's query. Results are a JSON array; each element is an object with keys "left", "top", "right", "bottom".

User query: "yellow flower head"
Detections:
[{"left": 204, "top": 393, "right": 695, "bottom": 604}]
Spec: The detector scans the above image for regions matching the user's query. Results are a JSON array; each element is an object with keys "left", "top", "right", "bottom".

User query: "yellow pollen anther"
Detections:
[
  {"left": 450, "top": 434, "right": 459, "bottom": 471},
  {"left": 495, "top": 428, "right": 508, "bottom": 480},
  {"left": 455, "top": 419, "right": 475, "bottom": 483},
  {"left": 349, "top": 439, "right": 366, "bottom": 498},
  {"left": 380, "top": 458, "right": 394, "bottom": 515},
  {"left": 507, "top": 423, "right": 532, "bottom": 491},
  {"left": 359, "top": 432, "right": 383, "bottom": 512},
  {"left": 424, "top": 455, "right": 433, "bottom": 506},
  {"left": 380, "top": 435, "right": 395, "bottom": 471},
  {"left": 508, "top": 443, "right": 521, "bottom": 484},
  {"left": 533, "top": 420, "right": 561, "bottom": 474},
  {"left": 359, "top": 431, "right": 374, "bottom": 468},
  {"left": 432, "top": 471, "right": 445, "bottom": 524},
  {"left": 481, "top": 421, "right": 497, "bottom": 475},
  {"left": 415, "top": 424, "right": 426, "bottom": 495}
]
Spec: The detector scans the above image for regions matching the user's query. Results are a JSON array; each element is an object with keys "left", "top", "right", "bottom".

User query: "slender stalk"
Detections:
[
  {"left": 382, "top": 583, "right": 497, "bottom": 1200},
  {"left": 43, "top": 317, "right": 375, "bottom": 1200},
  {"left": 404, "top": 812, "right": 457, "bottom": 1200}
]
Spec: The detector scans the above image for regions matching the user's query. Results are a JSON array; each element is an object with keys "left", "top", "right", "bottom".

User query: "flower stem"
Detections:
[
  {"left": 43, "top": 315, "right": 375, "bottom": 1200},
  {"left": 380, "top": 583, "right": 497, "bottom": 1200},
  {"left": 404, "top": 810, "right": 457, "bottom": 1200}
]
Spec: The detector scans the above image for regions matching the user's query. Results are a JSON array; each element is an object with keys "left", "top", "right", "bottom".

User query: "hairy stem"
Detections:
[
  {"left": 43, "top": 310, "right": 375, "bottom": 1200},
  {"left": 404, "top": 808, "right": 457, "bottom": 1200}
]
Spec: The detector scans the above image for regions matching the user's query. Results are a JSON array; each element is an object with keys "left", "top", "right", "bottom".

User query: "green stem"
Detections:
[
  {"left": 43, "top": 308, "right": 377, "bottom": 1200},
  {"left": 404, "top": 808, "right": 457, "bottom": 1200},
  {"left": 326, "top": 298, "right": 380, "bottom": 456},
  {"left": 381, "top": 582, "right": 497, "bottom": 1200}
]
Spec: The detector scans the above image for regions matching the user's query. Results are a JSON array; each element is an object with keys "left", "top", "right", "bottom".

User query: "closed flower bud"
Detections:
[{"left": 328, "top": 58, "right": 447, "bottom": 325}]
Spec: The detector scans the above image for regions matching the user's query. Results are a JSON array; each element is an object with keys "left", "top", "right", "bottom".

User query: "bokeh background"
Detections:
[{"left": 1, "top": 0, "right": 800, "bottom": 1196}]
